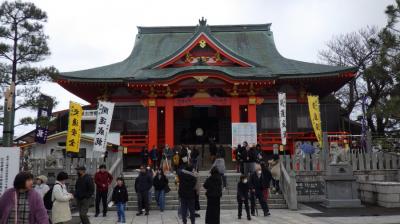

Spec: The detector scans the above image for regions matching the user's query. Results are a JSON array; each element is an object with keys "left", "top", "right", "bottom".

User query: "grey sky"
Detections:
[{"left": 3, "top": 0, "right": 394, "bottom": 137}]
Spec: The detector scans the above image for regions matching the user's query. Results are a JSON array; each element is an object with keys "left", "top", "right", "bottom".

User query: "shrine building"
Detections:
[{"left": 54, "top": 19, "right": 357, "bottom": 163}]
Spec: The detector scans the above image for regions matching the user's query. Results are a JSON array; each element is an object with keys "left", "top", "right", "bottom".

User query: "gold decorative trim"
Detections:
[
  {"left": 248, "top": 96, "right": 257, "bottom": 105},
  {"left": 148, "top": 99, "right": 156, "bottom": 107},
  {"left": 193, "top": 76, "right": 208, "bottom": 83}
]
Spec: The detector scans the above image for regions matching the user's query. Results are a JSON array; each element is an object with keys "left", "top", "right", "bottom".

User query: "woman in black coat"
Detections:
[{"left": 203, "top": 167, "right": 222, "bottom": 224}]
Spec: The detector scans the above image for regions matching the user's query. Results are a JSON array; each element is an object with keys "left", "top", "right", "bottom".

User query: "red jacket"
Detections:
[{"left": 95, "top": 171, "right": 113, "bottom": 192}]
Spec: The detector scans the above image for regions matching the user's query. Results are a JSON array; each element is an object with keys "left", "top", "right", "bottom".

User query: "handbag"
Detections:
[{"left": 165, "top": 185, "right": 171, "bottom": 194}]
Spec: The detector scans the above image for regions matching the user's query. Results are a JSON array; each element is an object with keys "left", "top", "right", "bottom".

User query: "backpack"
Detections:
[
  {"left": 173, "top": 154, "right": 180, "bottom": 166},
  {"left": 43, "top": 183, "right": 61, "bottom": 210}
]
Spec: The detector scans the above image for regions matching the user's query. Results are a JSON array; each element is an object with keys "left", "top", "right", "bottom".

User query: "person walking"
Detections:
[
  {"left": 150, "top": 145, "right": 159, "bottom": 169},
  {"left": 269, "top": 154, "right": 281, "bottom": 194},
  {"left": 141, "top": 146, "right": 149, "bottom": 166},
  {"left": 75, "top": 166, "right": 95, "bottom": 224},
  {"left": 249, "top": 164, "right": 271, "bottom": 217},
  {"left": 0, "top": 171, "right": 49, "bottom": 224},
  {"left": 52, "top": 172, "right": 74, "bottom": 224},
  {"left": 211, "top": 155, "right": 227, "bottom": 188},
  {"left": 162, "top": 144, "right": 173, "bottom": 173},
  {"left": 34, "top": 175, "right": 50, "bottom": 198},
  {"left": 236, "top": 144, "right": 244, "bottom": 174},
  {"left": 135, "top": 165, "right": 153, "bottom": 216},
  {"left": 191, "top": 147, "right": 200, "bottom": 171},
  {"left": 203, "top": 167, "right": 223, "bottom": 224},
  {"left": 153, "top": 168, "right": 169, "bottom": 212},
  {"left": 237, "top": 175, "right": 251, "bottom": 220},
  {"left": 172, "top": 151, "right": 180, "bottom": 173},
  {"left": 178, "top": 165, "right": 197, "bottom": 224},
  {"left": 111, "top": 177, "right": 128, "bottom": 224},
  {"left": 243, "top": 144, "right": 257, "bottom": 176},
  {"left": 94, "top": 164, "right": 113, "bottom": 217}
]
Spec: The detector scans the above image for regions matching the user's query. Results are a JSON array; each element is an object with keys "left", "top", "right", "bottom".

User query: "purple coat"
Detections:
[{"left": 0, "top": 188, "right": 49, "bottom": 224}]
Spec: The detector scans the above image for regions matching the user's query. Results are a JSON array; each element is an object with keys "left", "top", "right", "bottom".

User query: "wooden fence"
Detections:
[{"left": 281, "top": 151, "right": 400, "bottom": 173}]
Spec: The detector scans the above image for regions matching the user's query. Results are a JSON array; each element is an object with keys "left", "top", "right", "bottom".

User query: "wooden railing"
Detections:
[
  {"left": 280, "top": 161, "right": 298, "bottom": 210},
  {"left": 120, "top": 134, "right": 148, "bottom": 153}
]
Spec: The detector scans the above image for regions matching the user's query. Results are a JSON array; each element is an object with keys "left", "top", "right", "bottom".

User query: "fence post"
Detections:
[
  {"left": 323, "top": 133, "right": 329, "bottom": 168},
  {"left": 366, "top": 131, "right": 372, "bottom": 153}
]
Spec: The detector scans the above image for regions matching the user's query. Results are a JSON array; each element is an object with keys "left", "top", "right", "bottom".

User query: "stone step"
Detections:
[
  {"left": 123, "top": 198, "right": 286, "bottom": 206},
  {"left": 127, "top": 193, "right": 284, "bottom": 200},
  {"left": 108, "top": 203, "right": 288, "bottom": 211}
]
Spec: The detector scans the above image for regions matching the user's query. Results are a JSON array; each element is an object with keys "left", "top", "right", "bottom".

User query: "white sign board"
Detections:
[
  {"left": 231, "top": 122, "right": 257, "bottom": 147},
  {"left": 0, "top": 147, "right": 20, "bottom": 194},
  {"left": 278, "top": 92, "right": 287, "bottom": 145}
]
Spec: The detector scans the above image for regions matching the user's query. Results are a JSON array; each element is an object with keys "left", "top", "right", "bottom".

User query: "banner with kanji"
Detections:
[
  {"left": 307, "top": 95, "right": 323, "bottom": 147},
  {"left": 93, "top": 101, "right": 115, "bottom": 153},
  {"left": 278, "top": 92, "right": 287, "bottom": 145},
  {"left": 66, "top": 102, "right": 82, "bottom": 153},
  {"left": 34, "top": 95, "right": 53, "bottom": 144}
]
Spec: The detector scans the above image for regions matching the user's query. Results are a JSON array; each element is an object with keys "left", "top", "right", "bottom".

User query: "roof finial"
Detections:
[{"left": 199, "top": 17, "right": 207, "bottom": 26}]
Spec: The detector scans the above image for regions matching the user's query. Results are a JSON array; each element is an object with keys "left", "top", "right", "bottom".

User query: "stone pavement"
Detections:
[{"left": 68, "top": 205, "right": 400, "bottom": 224}]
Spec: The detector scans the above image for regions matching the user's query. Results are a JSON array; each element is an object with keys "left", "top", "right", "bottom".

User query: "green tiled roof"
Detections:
[{"left": 57, "top": 23, "right": 356, "bottom": 82}]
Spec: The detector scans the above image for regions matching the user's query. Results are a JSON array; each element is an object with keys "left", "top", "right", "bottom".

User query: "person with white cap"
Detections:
[{"left": 34, "top": 175, "right": 50, "bottom": 198}]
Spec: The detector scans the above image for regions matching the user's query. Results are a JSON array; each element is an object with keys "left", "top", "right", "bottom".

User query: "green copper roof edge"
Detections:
[
  {"left": 145, "top": 25, "right": 261, "bottom": 69},
  {"left": 138, "top": 23, "right": 271, "bottom": 34},
  {"left": 55, "top": 66, "right": 356, "bottom": 83}
]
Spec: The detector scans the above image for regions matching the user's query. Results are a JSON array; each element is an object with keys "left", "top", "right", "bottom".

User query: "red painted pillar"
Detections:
[
  {"left": 248, "top": 97, "right": 257, "bottom": 123},
  {"left": 165, "top": 98, "right": 174, "bottom": 147},
  {"left": 148, "top": 99, "right": 157, "bottom": 149},
  {"left": 231, "top": 97, "right": 240, "bottom": 123}
]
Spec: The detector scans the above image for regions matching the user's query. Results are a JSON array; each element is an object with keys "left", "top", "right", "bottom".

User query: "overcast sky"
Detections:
[{"left": 2, "top": 0, "right": 394, "bottom": 137}]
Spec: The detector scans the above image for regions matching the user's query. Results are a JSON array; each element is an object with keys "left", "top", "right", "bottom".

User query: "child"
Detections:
[
  {"left": 237, "top": 175, "right": 251, "bottom": 220},
  {"left": 112, "top": 177, "right": 129, "bottom": 224}
]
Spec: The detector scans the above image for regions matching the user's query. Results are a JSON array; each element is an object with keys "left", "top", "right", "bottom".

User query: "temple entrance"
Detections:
[{"left": 174, "top": 106, "right": 231, "bottom": 145}]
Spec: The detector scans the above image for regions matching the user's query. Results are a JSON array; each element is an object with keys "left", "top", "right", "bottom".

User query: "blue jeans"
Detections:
[
  {"left": 155, "top": 190, "right": 166, "bottom": 211},
  {"left": 116, "top": 202, "right": 126, "bottom": 223}
]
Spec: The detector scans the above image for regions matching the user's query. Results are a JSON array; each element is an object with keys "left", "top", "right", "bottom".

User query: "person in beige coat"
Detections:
[
  {"left": 268, "top": 154, "right": 281, "bottom": 194},
  {"left": 52, "top": 172, "right": 74, "bottom": 224}
]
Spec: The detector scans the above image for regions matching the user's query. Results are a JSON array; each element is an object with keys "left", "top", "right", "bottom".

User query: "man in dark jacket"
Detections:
[
  {"left": 135, "top": 165, "right": 153, "bottom": 216},
  {"left": 178, "top": 165, "right": 197, "bottom": 224},
  {"left": 249, "top": 164, "right": 271, "bottom": 217},
  {"left": 237, "top": 175, "right": 251, "bottom": 220},
  {"left": 243, "top": 144, "right": 257, "bottom": 176},
  {"left": 94, "top": 164, "right": 113, "bottom": 217},
  {"left": 75, "top": 166, "right": 95, "bottom": 224}
]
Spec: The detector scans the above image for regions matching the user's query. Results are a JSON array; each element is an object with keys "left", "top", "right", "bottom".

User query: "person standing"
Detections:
[
  {"left": 236, "top": 144, "right": 244, "bottom": 174},
  {"left": 52, "top": 172, "right": 74, "bottom": 224},
  {"left": 178, "top": 165, "right": 197, "bottom": 224},
  {"left": 34, "top": 175, "right": 50, "bottom": 198},
  {"left": 75, "top": 166, "right": 95, "bottom": 224},
  {"left": 153, "top": 168, "right": 169, "bottom": 212},
  {"left": 191, "top": 147, "right": 200, "bottom": 171},
  {"left": 135, "top": 166, "right": 153, "bottom": 216},
  {"left": 249, "top": 164, "right": 271, "bottom": 217},
  {"left": 172, "top": 151, "right": 181, "bottom": 173},
  {"left": 237, "top": 175, "right": 251, "bottom": 220},
  {"left": 94, "top": 164, "right": 113, "bottom": 217},
  {"left": 150, "top": 145, "right": 158, "bottom": 169},
  {"left": 111, "top": 177, "right": 128, "bottom": 224},
  {"left": 203, "top": 167, "right": 223, "bottom": 224},
  {"left": 255, "top": 144, "right": 264, "bottom": 164},
  {"left": 0, "top": 172, "right": 49, "bottom": 224}
]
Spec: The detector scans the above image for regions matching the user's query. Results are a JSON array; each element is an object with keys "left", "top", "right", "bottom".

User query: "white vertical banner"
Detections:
[
  {"left": 278, "top": 92, "right": 287, "bottom": 145},
  {"left": 93, "top": 101, "right": 115, "bottom": 153},
  {"left": 0, "top": 147, "right": 20, "bottom": 194}
]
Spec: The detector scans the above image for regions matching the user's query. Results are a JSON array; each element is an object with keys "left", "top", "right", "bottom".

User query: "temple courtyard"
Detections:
[{"left": 67, "top": 205, "right": 400, "bottom": 224}]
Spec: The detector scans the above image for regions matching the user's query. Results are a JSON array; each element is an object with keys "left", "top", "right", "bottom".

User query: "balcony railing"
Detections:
[{"left": 82, "top": 110, "right": 97, "bottom": 120}]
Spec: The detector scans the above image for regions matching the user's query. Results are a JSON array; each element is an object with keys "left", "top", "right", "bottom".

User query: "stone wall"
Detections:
[{"left": 295, "top": 169, "right": 400, "bottom": 203}]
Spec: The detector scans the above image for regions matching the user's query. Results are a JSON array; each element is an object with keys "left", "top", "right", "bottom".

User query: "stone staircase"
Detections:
[{"left": 110, "top": 171, "right": 288, "bottom": 211}]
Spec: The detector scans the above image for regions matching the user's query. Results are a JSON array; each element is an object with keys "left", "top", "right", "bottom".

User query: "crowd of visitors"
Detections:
[{"left": 0, "top": 141, "right": 280, "bottom": 224}]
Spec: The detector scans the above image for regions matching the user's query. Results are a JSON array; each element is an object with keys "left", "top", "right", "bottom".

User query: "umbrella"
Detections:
[{"left": 301, "top": 143, "right": 315, "bottom": 154}]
